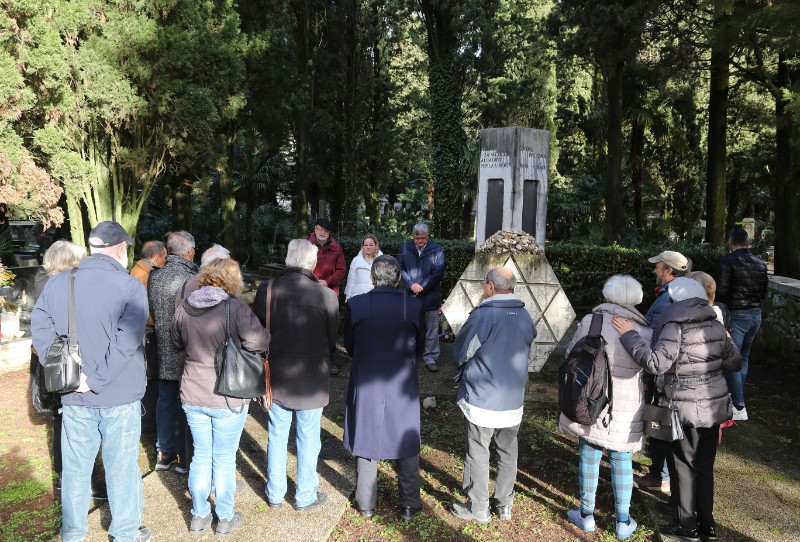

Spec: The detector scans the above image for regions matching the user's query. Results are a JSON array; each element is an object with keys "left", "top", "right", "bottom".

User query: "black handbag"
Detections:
[
  {"left": 43, "top": 269, "right": 83, "bottom": 393},
  {"left": 642, "top": 403, "right": 685, "bottom": 441},
  {"left": 214, "top": 299, "right": 266, "bottom": 412}
]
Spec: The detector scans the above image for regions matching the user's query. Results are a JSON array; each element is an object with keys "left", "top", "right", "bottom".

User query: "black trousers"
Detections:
[
  {"left": 355, "top": 455, "right": 421, "bottom": 511},
  {"left": 667, "top": 425, "right": 720, "bottom": 530}
]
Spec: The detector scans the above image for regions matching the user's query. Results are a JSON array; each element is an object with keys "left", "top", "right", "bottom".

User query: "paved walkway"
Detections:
[{"left": 73, "top": 333, "right": 800, "bottom": 542}]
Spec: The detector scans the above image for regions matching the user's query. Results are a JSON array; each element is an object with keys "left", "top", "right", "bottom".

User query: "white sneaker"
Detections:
[{"left": 732, "top": 407, "right": 748, "bottom": 421}]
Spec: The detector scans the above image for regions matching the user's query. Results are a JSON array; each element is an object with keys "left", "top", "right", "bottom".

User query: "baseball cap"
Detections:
[
  {"left": 87, "top": 221, "right": 134, "bottom": 248},
  {"left": 315, "top": 218, "right": 334, "bottom": 232},
  {"left": 648, "top": 250, "right": 688, "bottom": 272},
  {"left": 667, "top": 277, "right": 708, "bottom": 303}
]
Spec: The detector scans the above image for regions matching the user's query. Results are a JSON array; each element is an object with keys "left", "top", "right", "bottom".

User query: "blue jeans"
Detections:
[
  {"left": 725, "top": 308, "right": 762, "bottom": 407},
  {"left": 266, "top": 402, "right": 323, "bottom": 508},
  {"left": 156, "top": 379, "right": 186, "bottom": 457},
  {"left": 183, "top": 403, "right": 249, "bottom": 521},
  {"left": 61, "top": 402, "right": 143, "bottom": 542},
  {"left": 578, "top": 438, "right": 633, "bottom": 523}
]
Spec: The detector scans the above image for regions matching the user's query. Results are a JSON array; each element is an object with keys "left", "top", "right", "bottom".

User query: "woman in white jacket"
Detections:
[
  {"left": 560, "top": 275, "right": 651, "bottom": 540},
  {"left": 344, "top": 234, "right": 382, "bottom": 301}
]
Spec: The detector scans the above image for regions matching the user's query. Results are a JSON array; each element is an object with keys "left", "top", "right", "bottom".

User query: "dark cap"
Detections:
[
  {"left": 315, "top": 218, "right": 334, "bottom": 232},
  {"left": 87, "top": 221, "right": 134, "bottom": 248}
]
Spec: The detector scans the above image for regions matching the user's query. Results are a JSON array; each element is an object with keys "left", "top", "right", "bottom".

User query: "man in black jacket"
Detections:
[{"left": 716, "top": 228, "right": 768, "bottom": 421}]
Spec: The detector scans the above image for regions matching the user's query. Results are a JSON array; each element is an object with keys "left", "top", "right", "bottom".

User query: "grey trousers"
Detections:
[
  {"left": 423, "top": 309, "right": 441, "bottom": 365},
  {"left": 463, "top": 420, "right": 520, "bottom": 512},
  {"left": 355, "top": 455, "right": 421, "bottom": 511}
]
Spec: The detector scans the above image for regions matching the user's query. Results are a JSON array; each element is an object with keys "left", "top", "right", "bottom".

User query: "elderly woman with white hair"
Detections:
[
  {"left": 612, "top": 277, "right": 742, "bottom": 542},
  {"left": 562, "top": 275, "right": 650, "bottom": 539}
]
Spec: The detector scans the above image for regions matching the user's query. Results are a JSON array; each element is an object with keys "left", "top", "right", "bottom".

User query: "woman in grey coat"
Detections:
[{"left": 612, "top": 277, "right": 742, "bottom": 542}]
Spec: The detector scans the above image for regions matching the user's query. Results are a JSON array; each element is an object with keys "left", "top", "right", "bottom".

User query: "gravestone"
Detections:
[
  {"left": 742, "top": 218, "right": 755, "bottom": 241},
  {"left": 475, "top": 127, "right": 550, "bottom": 249}
]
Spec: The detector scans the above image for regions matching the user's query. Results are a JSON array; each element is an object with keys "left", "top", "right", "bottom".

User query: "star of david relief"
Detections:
[{"left": 441, "top": 253, "right": 576, "bottom": 372}]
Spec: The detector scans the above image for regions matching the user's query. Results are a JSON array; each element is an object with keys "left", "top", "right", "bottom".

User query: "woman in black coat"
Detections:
[{"left": 343, "top": 255, "right": 425, "bottom": 521}]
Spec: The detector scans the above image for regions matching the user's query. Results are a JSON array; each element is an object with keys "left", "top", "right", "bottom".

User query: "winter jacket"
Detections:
[
  {"left": 172, "top": 287, "right": 270, "bottom": 410},
  {"left": 130, "top": 258, "right": 157, "bottom": 326},
  {"left": 344, "top": 250, "right": 383, "bottom": 301},
  {"left": 619, "top": 297, "right": 743, "bottom": 428},
  {"left": 453, "top": 294, "right": 536, "bottom": 427},
  {"left": 253, "top": 267, "right": 339, "bottom": 410},
  {"left": 307, "top": 233, "right": 347, "bottom": 297},
  {"left": 397, "top": 239, "right": 445, "bottom": 311},
  {"left": 559, "top": 304, "right": 651, "bottom": 453},
  {"left": 32, "top": 254, "right": 148, "bottom": 408},
  {"left": 343, "top": 286, "right": 425, "bottom": 459},
  {"left": 645, "top": 283, "right": 670, "bottom": 330},
  {"left": 148, "top": 255, "right": 199, "bottom": 380},
  {"left": 716, "top": 248, "right": 768, "bottom": 310}
]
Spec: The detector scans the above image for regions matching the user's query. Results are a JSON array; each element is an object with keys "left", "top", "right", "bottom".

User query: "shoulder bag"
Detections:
[
  {"left": 214, "top": 298, "right": 267, "bottom": 412},
  {"left": 642, "top": 325, "right": 685, "bottom": 442},
  {"left": 43, "top": 268, "right": 83, "bottom": 393}
]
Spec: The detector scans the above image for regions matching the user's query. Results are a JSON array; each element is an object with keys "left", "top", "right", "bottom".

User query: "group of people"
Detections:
[
  {"left": 560, "top": 228, "right": 768, "bottom": 542},
  {"left": 30, "top": 218, "right": 767, "bottom": 542}
]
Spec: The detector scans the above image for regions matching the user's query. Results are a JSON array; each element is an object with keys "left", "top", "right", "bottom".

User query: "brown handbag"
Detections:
[{"left": 255, "top": 280, "right": 274, "bottom": 411}]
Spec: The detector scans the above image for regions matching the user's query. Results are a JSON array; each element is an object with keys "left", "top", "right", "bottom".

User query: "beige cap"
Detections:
[{"left": 648, "top": 250, "right": 688, "bottom": 271}]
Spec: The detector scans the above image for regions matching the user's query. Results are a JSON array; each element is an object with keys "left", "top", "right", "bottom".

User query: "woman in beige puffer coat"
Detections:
[{"left": 561, "top": 275, "right": 650, "bottom": 540}]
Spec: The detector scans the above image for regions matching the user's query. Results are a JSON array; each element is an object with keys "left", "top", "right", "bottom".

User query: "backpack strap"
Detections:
[
  {"left": 587, "top": 312, "right": 603, "bottom": 337},
  {"left": 590, "top": 312, "right": 613, "bottom": 428}
]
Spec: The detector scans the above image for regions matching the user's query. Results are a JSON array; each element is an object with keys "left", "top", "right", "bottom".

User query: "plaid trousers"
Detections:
[{"left": 578, "top": 437, "right": 633, "bottom": 522}]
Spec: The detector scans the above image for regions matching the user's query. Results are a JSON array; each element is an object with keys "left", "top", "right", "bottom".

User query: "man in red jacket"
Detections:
[{"left": 307, "top": 218, "right": 346, "bottom": 374}]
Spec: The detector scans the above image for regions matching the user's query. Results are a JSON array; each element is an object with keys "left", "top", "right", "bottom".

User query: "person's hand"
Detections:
[
  {"left": 611, "top": 315, "right": 634, "bottom": 335},
  {"left": 410, "top": 283, "right": 424, "bottom": 294},
  {"left": 318, "top": 279, "right": 328, "bottom": 287},
  {"left": 76, "top": 372, "right": 91, "bottom": 393}
]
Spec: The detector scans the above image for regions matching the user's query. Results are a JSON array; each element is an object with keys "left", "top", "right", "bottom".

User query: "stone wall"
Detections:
[{"left": 758, "top": 276, "right": 800, "bottom": 365}]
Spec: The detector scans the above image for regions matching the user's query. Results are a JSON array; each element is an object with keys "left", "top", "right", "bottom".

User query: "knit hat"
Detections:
[{"left": 667, "top": 277, "right": 708, "bottom": 303}]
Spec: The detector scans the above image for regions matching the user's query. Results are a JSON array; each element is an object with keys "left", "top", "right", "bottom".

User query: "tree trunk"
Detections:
[
  {"left": 171, "top": 177, "right": 193, "bottom": 232},
  {"left": 220, "top": 126, "right": 238, "bottom": 250},
  {"left": 65, "top": 194, "right": 86, "bottom": 248},
  {"left": 774, "top": 53, "right": 800, "bottom": 278},
  {"left": 705, "top": 17, "right": 730, "bottom": 245},
  {"left": 604, "top": 61, "right": 625, "bottom": 242},
  {"left": 630, "top": 116, "right": 645, "bottom": 229}
]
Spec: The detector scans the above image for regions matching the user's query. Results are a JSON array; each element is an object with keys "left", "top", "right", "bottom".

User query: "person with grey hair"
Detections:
[
  {"left": 561, "top": 275, "right": 651, "bottom": 539},
  {"left": 148, "top": 230, "right": 198, "bottom": 473},
  {"left": 174, "top": 244, "right": 232, "bottom": 309},
  {"left": 253, "top": 239, "right": 338, "bottom": 512},
  {"left": 32, "top": 221, "right": 151, "bottom": 542},
  {"left": 450, "top": 267, "right": 536, "bottom": 524},
  {"left": 397, "top": 223, "right": 445, "bottom": 372},
  {"left": 343, "top": 255, "right": 425, "bottom": 520}
]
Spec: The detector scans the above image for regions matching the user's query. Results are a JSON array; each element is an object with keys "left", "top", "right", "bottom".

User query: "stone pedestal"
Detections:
[
  {"left": 476, "top": 127, "right": 550, "bottom": 249},
  {"left": 441, "top": 253, "right": 575, "bottom": 372}
]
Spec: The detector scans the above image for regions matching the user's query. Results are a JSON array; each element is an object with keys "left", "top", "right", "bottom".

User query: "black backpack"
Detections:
[{"left": 558, "top": 313, "right": 613, "bottom": 427}]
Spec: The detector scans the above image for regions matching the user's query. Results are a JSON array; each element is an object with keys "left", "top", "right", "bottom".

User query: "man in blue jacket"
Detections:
[
  {"left": 451, "top": 267, "right": 536, "bottom": 524},
  {"left": 397, "top": 223, "right": 445, "bottom": 372},
  {"left": 32, "top": 221, "right": 151, "bottom": 542}
]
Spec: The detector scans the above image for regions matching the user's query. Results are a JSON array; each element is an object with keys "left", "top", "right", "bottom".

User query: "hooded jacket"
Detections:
[
  {"left": 559, "top": 303, "right": 651, "bottom": 453},
  {"left": 619, "top": 297, "right": 743, "bottom": 428}
]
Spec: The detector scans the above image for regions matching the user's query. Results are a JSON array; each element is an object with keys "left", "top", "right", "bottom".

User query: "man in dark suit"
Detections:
[{"left": 343, "top": 255, "right": 425, "bottom": 521}]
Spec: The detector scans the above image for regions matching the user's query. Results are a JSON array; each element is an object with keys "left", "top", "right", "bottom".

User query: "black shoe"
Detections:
[
  {"left": 155, "top": 452, "right": 178, "bottom": 471},
  {"left": 495, "top": 504, "right": 512, "bottom": 520},
  {"left": 359, "top": 508, "right": 374, "bottom": 519},
  {"left": 660, "top": 523, "right": 700, "bottom": 542},
  {"left": 91, "top": 485, "right": 108, "bottom": 502},
  {"left": 400, "top": 505, "right": 422, "bottom": 521},
  {"left": 293, "top": 491, "right": 328, "bottom": 512},
  {"left": 425, "top": 363, "right": 439, "bottom": 373},
  {"left": 329, "top": 364, "right": 340, "bottom": 375},
  {"left": 699, "top": 525, "right": 718, "bottom": 541},
  {"left": 215, "top": 511, "right": 243, "bottom": 536},
  {"left": 189, "top": 513, "right": 212, "bottom": 534}
]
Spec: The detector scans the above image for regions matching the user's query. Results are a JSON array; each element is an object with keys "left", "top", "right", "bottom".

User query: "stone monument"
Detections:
[{"left": 442, "top": 127, "right": 575, "bottom": 372}]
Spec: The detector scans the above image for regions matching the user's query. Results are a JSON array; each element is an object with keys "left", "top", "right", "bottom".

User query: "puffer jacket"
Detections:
[
  {"left": 559, "top": 304, "right": 651, "bottom": 453},
  {"left": 716, "top": 248, "right": 768, "bottom": 310},
  {"left": 619, "top": 297, "right": 743, "bottom": 428},
  {"left": 149, "top": 255, "right": 199, "bottom": 380}
]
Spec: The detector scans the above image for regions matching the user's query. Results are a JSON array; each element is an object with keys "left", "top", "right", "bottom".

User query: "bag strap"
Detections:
[
  {"left": 264, "top": 280, "right": 274, "bottom": 331},
  {"left": 67, "top": 268, "right": 78, "bottom": 350},
  {"left": 587, "top": 312, "right": 603, "bottom": 337},
  {"left": 224, "top": 298, "right": 231, "bottom": 339}
]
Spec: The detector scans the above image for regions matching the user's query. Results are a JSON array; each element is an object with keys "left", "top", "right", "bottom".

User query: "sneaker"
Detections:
[
  {"left": 134, "top": 527, "right": 152, "bottom": 542},
  {"left": 451, "top": 502, "right": 491, "bottom": 524},
  {"left": 175, "top": 455, "right": 189, "bottom": 474},
  {"left": 634, "top": 474, "right": 670, "bottom": 493},
  {"left": 567, "top": 509, "right": 596, "bottom": 532},
  {"left": 616, "top": 517, "right": 638, "bottom": 539},
  {"left": 189, "top": 513, "right": 212, "bottom": 534},
  {"left": 91, "top": 484, "right": 108, "bottom": 502},
  {"left": 732, "top": 406, "right": 748, "bottom": 421},
  {"left": 425, "top": 363, "right": 439, "bottom": 373},
  {"left": 495, "top": 504, "right": 512, "bottom": 520},
  {"left": 293, "top": 491, "right": 328, "bottom": 512},
  {"left": 215, "top": 511, "right": 243, "bottom": 536},
  {"left": 155, "top": 452, "right": 178, "bottom": 471}
]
